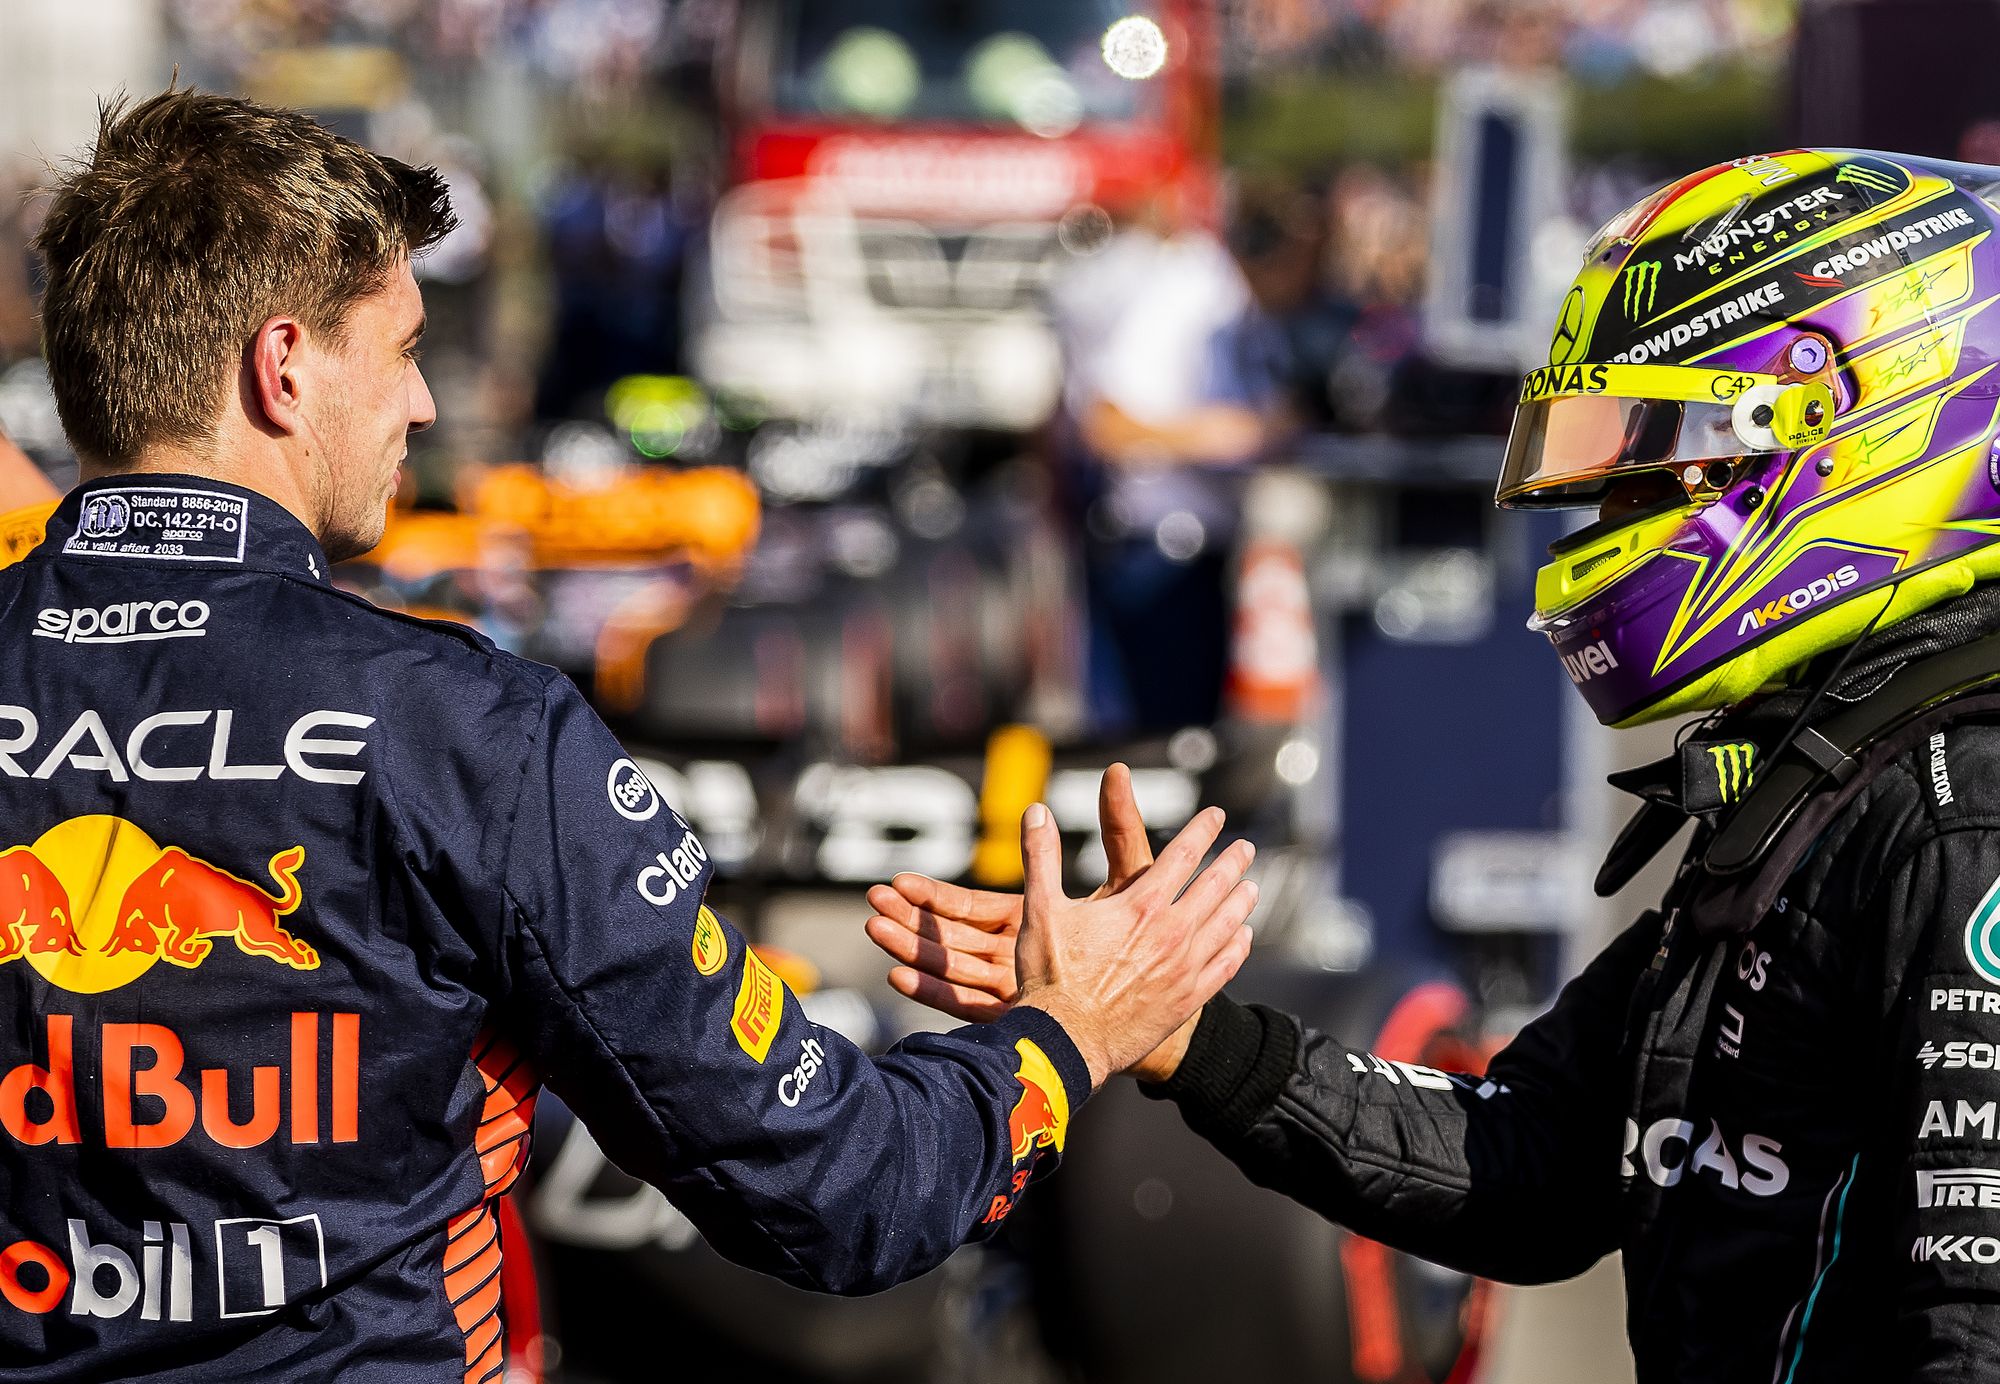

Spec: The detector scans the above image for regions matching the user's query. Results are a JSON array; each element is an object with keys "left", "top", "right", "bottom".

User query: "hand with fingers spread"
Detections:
[
  {"left": 865, "top": 763, "right": 1159, "bottom": 1022},
  {"left": 868, "top": 765, "right": 1256, "bottom": 1086}
]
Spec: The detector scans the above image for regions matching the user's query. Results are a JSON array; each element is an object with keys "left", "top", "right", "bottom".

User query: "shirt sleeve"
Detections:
[
  {"left": 491, "top": 675, "right": 1091, "bottom": 1295},
  {"left": 1883, "top": 829, "right": 2000, "bottom": 1373},
  {"left": 1147, "top": 913, "right": 1658, "bottom": 1284}
]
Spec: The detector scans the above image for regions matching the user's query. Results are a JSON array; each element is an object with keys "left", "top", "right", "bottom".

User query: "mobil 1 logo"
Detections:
[{"left": 214, "top": 1214, "right": 328, "bottom": 1318}]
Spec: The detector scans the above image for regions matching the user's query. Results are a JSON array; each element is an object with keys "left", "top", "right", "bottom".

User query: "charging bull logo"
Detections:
[
  {"left": 0, "top": 847, "right": 83, "bottom": 961},
  {"left": 982, "top": 1039, "right": 1073, "bottom": 1226},
  {"left": 102, "top": 846, "right": 313, "bottom": 969},
  {"left": 0, "top": 816, "right": 315, "bottom": 993},
  {"left": 1006, "top": 1039, "right": 1070, "bottom": 1165}
]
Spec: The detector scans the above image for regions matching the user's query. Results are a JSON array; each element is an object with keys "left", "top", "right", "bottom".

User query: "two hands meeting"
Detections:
[{"left": 861, "top": 763, "right": 1257, "bottom": 1089}]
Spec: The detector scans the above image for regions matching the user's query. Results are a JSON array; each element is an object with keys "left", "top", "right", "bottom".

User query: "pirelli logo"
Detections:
[
  {"left": 1918, "top": 1167, "right": 2000, "bottom": 1209},
  {"left": 731, "top": 948, "right": 785, "bottom": 1064}
]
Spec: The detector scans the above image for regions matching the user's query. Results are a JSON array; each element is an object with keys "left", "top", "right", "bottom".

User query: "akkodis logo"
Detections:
[{"left": 0, "top": 816, "right": 314, "bottom": 994}]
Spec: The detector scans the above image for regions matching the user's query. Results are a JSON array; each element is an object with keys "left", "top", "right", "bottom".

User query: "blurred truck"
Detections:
[{"left": 691, "top": 0, "right": 1220, "bottom": 433}]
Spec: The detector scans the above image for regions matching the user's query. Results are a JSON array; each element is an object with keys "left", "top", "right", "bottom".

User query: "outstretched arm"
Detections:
[
  {"left": 868, "top": 765, "right": 1644, "bottom": 1283},
  {"left": 493, "top": 692, "right": 1258, "bottom": 1295}
]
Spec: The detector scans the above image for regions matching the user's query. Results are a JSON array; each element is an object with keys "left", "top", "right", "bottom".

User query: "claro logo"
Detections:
[
  {"left": 1735, "top": 565, "right": 1861, "bottom": 635},
  {"left": 1622, "top": 1116, "right": 1791, "bottom": 1196},
  {"left": 35, "top": 600, "right": 210, "bottom": 645}
]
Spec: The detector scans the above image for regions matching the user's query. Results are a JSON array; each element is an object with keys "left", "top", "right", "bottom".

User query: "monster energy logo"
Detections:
[
  {"left": 1836, "top": 163, "right": 1901, "bottom": 195},
  {"left": 1622, "top": 261, "right": 1662, "bottom": 319},
  {"left": 1965, "top": 874, "right": 2000, "bottom": 985},
  {"left": 1708, "top": 741, "right": 1758, "bottom": 802}
]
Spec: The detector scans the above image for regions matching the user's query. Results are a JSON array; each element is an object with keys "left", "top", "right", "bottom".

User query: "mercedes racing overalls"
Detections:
[
  {"left": 0, "top": 476, "right": 1088, "bottom": 1381},
  {"left": 1153, "top": 586, "right": 2000, "bottom": 1382}
]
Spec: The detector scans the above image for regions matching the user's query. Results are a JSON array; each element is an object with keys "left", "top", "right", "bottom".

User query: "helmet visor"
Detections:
[{"left": 1496, "top": 392, "right": 1760, "bottom": 509}]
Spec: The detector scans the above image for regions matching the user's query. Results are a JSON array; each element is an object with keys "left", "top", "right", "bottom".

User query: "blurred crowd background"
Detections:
[{"left": 0, "top": 0, "right": 1802, "bottom": 488}]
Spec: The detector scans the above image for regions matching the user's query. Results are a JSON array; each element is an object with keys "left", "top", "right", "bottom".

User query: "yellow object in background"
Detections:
[
  {"left": 0, "top": 502, "right": 56, "bottom": 569},
  {"left": 972, "top": 724, "right": 1053, "bottom": 888}
]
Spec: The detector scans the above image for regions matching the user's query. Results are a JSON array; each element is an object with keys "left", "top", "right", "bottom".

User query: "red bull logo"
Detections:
[
  {"left": 0, "top": 816, "right": 316, "bottom": 994},
  {"left": 0, "top": 1010, "right": 359, "bottom": 1151},
  {"left": 1005, "top": 1039, "right": 1070, "bottom": 1165},
  {"left": 983, "top": 1039, "right": 1072, "bottom": 1225}
]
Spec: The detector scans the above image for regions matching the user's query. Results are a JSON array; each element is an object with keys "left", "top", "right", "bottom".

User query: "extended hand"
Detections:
[{"left": 865, "top": 765, "right": 1252, "bottom": 1083}]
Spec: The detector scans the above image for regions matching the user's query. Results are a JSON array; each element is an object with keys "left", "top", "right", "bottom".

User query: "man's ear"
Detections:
[{"left": 246, "top": 316, "right": 308, "bottom": 437}]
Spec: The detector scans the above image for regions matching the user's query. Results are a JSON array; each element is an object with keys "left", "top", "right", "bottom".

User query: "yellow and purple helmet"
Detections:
[{"left": 1502, "top": 149, "right": 2000, "bottom": 726}]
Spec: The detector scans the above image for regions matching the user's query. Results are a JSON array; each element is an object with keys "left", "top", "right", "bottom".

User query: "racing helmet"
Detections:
[{"left": 1502, "top": 149, "right": 2000, "bottom": 726}]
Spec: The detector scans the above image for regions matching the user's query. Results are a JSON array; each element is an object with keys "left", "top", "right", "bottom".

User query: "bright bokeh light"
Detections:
[{"left": 1101, "top": 16, "right": 1168, "bottom": 80}]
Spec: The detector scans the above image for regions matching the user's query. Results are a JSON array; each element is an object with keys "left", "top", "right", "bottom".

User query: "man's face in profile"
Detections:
[{"left": 306, "top": 259, "right": 434, "bottom": 561}]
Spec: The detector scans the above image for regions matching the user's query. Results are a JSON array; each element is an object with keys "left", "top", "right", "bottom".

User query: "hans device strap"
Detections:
[
  {"left": 1704, "top": 630, "right": 2000, "bottom": 875},
  {"left": 1595, "top": 630, "right": 2000, "bottom": 914}
]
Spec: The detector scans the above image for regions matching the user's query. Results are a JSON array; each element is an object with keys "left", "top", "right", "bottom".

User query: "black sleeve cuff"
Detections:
[{"left": 1141, "top": 994, "right": 1299, "bottom": 1139}]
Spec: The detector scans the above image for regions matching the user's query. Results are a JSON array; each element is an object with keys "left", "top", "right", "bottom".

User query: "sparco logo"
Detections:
[
  {"left": 35, "top": 600, "right": 210, "bottom": 645},
  {"left": 1912, "top": 1234, "right": 2000, "bottom": 1263},
  {"left": 1622, "top": 1116, "right": 1790, "bottom": 1195},
  {"left": 1734, "top": 565, "right": 1861, "bottom": 635}
]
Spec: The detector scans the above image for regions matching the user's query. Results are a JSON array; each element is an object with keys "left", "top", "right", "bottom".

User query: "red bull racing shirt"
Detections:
[{"left": 0, "top": 476, "right": 1089, "bottom": 1382}]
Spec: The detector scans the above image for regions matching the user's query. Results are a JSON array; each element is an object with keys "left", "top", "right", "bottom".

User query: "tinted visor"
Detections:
[{"left": 1497, "top": 393, "right": 1767, "bottom": 509}]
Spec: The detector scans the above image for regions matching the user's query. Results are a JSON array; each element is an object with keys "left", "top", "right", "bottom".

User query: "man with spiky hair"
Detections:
[{"left": 0, "top": 88, "right": 1259, "bottom": 1381}]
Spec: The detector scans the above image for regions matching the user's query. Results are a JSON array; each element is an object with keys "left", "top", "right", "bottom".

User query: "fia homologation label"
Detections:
[{"left": 64, "top": 487, "right": 249, "bottom": 564}]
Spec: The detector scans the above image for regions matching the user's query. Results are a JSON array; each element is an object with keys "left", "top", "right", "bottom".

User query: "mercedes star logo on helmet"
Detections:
[{"left": 1550, "top": 286, "right": 1587, "bottom": 364}]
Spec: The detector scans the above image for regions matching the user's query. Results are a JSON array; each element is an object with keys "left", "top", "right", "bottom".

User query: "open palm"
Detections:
[{"left": 864, "top": 764, "right": 1248, "bottom": 1080}]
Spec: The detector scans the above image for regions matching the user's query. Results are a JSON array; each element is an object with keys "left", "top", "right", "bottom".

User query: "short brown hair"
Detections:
[{"left": 34, "top": 87, "right": 455, "bottom": 466}]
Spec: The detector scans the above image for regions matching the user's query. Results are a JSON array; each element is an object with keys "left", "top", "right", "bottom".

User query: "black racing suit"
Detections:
[
  {"left": 0, "top": 477, "right": 1091, "bottom": 1381},
  {"left": 1153, "top": 591, "right": 2000, "bottom": 1382}
]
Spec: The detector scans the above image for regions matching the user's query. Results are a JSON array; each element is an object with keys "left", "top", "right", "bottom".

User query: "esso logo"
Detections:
[{"left": 607, "top": 759, "right": 659, "bottom": 822}]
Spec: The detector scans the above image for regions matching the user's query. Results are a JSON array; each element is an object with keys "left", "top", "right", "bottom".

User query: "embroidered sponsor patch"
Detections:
[
  {"left": 1680, "top": 738, "right": 1758, "bottom": 812},
  {"left": 63, "top": 487, "right": 248, "bottom": 564}
]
